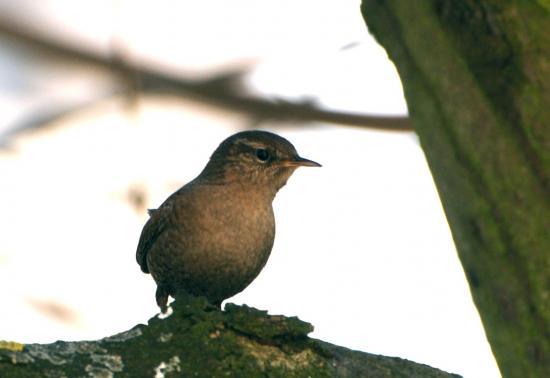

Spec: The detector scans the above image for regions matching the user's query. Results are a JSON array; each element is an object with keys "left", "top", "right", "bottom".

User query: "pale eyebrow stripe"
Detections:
[{"left": 235, "top": 139, "right": 267, "bottom": 150}]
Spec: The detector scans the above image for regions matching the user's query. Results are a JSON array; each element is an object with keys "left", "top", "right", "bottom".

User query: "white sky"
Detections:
[{"left": 0, "top": 1, "right": 501, "bottom": 377}]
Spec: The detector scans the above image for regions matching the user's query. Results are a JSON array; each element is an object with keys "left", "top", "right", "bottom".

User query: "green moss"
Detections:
[{"left": 1, "top": 297, "right": 459, "bottom": 377}]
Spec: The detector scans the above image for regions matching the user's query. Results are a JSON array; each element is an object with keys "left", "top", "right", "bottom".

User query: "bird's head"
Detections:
[{"left": 201, "top": 130, "right": 321, "bottom": 195}]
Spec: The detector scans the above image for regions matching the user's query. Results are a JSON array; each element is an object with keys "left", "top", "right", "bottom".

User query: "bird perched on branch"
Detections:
[{"left": 136, "top": 130, "right": 320, "bottom": 312}]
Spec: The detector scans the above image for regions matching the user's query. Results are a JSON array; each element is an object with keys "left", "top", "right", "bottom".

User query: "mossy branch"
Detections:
[{"left": 1, "top": 298, "right": 459, "bottom": 377}]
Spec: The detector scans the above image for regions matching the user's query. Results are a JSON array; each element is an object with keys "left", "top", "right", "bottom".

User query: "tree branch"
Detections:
[
  {"left": 0, "top": 18, "right": 412, "bottom": 132},
  {"left": 0, "top": 298, "right": 459, "bottom": 377}
]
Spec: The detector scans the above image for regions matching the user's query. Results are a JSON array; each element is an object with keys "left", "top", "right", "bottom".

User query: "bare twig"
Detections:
[{"left": 0, "top": 18, "right": 412, "bottom": 132}]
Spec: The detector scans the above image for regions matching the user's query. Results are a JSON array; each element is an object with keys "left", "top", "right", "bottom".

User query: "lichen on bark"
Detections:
[{"left": 1, "top": 296, "right": 459, "bottom": 377}]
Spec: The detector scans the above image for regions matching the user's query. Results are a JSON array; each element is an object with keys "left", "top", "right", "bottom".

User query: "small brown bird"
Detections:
[{"left": 136, "top": 130, "right": 320, "bottom": 312}]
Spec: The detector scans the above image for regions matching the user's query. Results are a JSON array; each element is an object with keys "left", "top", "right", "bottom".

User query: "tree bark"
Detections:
[
  {"left": 0, "top": 298, "right": 459, "bottom": 377},
  {"left": 360, "top": 1, "right": 549, "bottom": 377}
]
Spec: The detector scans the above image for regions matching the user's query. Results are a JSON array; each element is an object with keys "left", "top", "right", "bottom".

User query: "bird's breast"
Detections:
[{"left": 176, "top": 184, "right": 276, "bottom": 277}]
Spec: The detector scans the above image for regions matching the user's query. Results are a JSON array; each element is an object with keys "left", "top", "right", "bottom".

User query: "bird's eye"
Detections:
[{"left": 255, "top": 148, "right": 270, "bottom": 162}]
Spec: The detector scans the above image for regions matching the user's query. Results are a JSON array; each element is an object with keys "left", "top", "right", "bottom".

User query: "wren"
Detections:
[{"left": 136, "top": 130, "right": 320, "bottom": 312}]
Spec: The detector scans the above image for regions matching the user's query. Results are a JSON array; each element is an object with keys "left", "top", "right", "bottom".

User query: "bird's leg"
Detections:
[{"left": 155, "top": 285, "right": 170, "bottom": 314}]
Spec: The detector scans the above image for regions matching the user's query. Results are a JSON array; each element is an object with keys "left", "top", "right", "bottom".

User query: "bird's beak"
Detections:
[{"left": 279, "top": 156, "right": 322, "bottom": 168}]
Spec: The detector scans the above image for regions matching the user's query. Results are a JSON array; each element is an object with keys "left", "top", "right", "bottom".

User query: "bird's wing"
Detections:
[{"left": 136, "top": 207, "right": 168, "bottom": 273}]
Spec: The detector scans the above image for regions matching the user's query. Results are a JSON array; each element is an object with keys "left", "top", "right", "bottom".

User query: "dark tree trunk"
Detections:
[{"left": 361, "top": 1, "right": 549, "bottom": 377}]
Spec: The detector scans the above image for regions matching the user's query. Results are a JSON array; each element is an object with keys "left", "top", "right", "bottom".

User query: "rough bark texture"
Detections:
[
  {"left": 361, "top": 1, "right": 549, "bottom": 377},
  {"left": 0, "top": 297, "right": 459, "bottom": 377}
]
